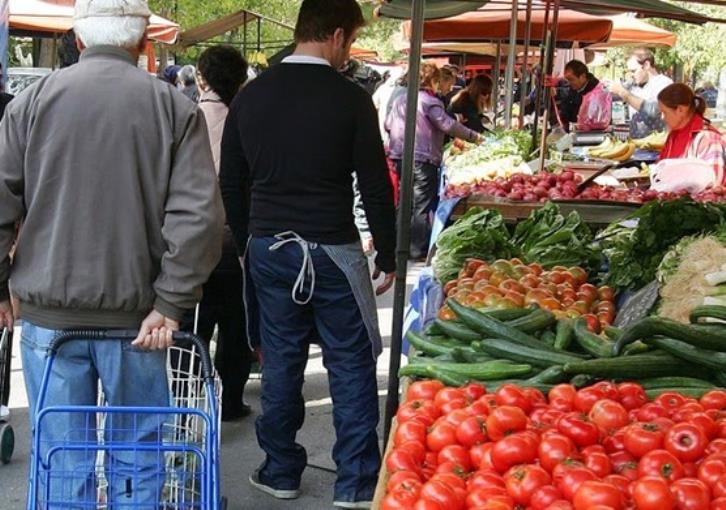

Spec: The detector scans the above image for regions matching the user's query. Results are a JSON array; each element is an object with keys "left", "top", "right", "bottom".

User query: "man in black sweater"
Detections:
[
  {"left": 561, "top": 59, "right": 601, "bottom": 128},
  {"left": 219, "top": 1, "right": 396, "bottom": 508}
]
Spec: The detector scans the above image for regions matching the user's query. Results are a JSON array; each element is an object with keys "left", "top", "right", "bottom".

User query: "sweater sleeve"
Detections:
[
  {"left": 353, "top": 92, "right": 397, "bottom": 273},
  {"left": 427, "top": 101, "right": 478, "bottom": 142},
  {"left": 153, "top": 108, "right": 224, "bottom": 321},
  {"left": 0, "top": 102, "right": 27, "bottom": 302},
  {"left": 219, "top": 101, "right": 250, "bottom": 255}
]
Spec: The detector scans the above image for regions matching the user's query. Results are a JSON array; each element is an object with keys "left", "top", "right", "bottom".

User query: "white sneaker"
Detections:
[
  {"left": 333, "top": 501, "right": 373, "bottom": 509},
  {"left": 248, "top": 471, "right": 301, "bottom": 500}
]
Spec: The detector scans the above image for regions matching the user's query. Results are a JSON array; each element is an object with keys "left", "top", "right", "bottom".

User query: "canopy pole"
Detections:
[
  {"left": 383, "top": 0, "right": 426, "bottom": 446},
  {"left": 493, "top": 41, "right": 502, "bottom": 124},
  {"left": 531, "top": 0, "right": 551, "bottom": 141},
  {"left": 242, "top": 11, "right": 248, "bottom": 58},
  {"left": 257, "top": 17, "right": 262, "bottom": 53},
  {"left": 519, "top": 0, "right": 534, "bottom": 129},
  {"left": 537, "top": 0, "right": 561, "bottom": 173},
  {"left": 504, "top": 0, "right": 519, "bottom": 128}
]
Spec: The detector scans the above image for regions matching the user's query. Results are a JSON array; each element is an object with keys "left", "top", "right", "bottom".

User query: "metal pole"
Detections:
[
  {"left": 519, "top": 0, "right": 533, "bottom": 129},
  {"left": 383, "top": 0, "right": 426, "bottom": 445},
  {"left": 504, "top": 0, "right": 519, "bottom": 128},
  {"left": 243, "top": 11, "right": 248, "bottom": 59},
  {"left": 257, "top": 17, "right": 262, "bottom": 53},
  {"left": 532, "top": 0, "right": 551, "bottom": 141},
  {"left": 537, "top": 0, "right": 561, "bottom": 173},
  {"left": 493, "top": 41, "right": 501, "bottom": 124}
]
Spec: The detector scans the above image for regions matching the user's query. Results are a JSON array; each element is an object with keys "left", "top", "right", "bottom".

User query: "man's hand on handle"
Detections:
[
  {"left": 0, "top": 300, "right": 14, "bottom": 331},
  {"left": 132, "top": 309, "right": 179, "bottom": 350},
  {"left": 373, "top": 267, "right": 395, "bottom": 296}
]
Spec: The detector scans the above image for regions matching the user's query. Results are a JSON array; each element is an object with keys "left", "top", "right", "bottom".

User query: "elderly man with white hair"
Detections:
[{"left": 0, "top": 0, "right": 223, "bottom": 506}]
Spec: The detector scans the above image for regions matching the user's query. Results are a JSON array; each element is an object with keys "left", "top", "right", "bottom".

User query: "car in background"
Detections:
[{"left": 6, "top": 68, "right": 52, "bottom": 96}]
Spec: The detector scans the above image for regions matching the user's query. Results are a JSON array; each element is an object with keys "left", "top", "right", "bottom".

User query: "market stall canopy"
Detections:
[
  {"left": 376, "top": 0, "right": 490, "bottom": 20},
  {"left": 177, "top": 9, "right": 293, "bottom": 48},
  {"left": 9, "top": 0, "right": 180, "bottom": 44},
  {"left": 589, "top": 15, "right": 677, "bottom": 48},
  {"left": 402, "top": 4, "right": 614, "bottom": 45},
  {"left": 350, "top": 46, "right": 379, "bottom": 60}
]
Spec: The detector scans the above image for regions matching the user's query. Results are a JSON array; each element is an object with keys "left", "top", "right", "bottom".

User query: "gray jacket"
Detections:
[{"left": 0, "top": 46, "right": 224, "bottom": 329}]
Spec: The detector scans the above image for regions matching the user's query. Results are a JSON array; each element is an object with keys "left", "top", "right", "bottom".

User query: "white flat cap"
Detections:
[{"left": 74, "top": 0, "right": 152, "bottom": 20}]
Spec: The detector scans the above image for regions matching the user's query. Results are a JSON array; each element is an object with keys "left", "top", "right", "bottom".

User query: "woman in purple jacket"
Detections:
[{"left": 386, "top": 62, "right": 481, "bottom": 260}]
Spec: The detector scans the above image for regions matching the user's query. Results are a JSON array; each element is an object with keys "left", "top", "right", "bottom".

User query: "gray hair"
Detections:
[
  {"left": 74, "top": 13, "right": 148, "bottom": 49},
  {"left": 178, "top": 65, "right": 197, "bottom": 86}
]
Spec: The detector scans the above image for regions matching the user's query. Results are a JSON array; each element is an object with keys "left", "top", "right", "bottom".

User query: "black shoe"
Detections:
[
  {"left": 221, "top": 403, "right": 252, "bottom": 422},
  {"left": 249, "top": 470, "right": 301, "bottom": 500}
]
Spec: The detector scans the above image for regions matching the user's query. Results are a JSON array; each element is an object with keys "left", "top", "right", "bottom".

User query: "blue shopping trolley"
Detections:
[{"left": 27, "top": 330, "right": 225, "bottom": 510}]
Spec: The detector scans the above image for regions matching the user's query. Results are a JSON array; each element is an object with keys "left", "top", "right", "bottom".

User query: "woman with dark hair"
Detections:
[
  {"left": 449, "top": 74, "right": 494, "bottom": 133},
  {"left": 187, "top": 45, "right": 252, "bottom": 421},
  {"left": 658, "top": 83, "right": 726, "bottom": 184}
]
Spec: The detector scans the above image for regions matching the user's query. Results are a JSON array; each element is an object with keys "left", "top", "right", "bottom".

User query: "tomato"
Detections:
[
  {"left": 437, "top": 445, "right": 472, "bottom": 472},
  {"left": 530, "top": 485, "right": 564, "bottom": 510},
  {"left": 467, "top": 470, "right": 506, "bottom": 491},
  {"left": 487, "top": 406, "right": 528, "bottom": 441},
  {"left": 708, "top": 439, "right": 726, "bottom": 456},
  {"left": 670, "top": 478, "right": 711, "bottom": 510},
  {"left": 438, "top": 306, "right": 457, "bottom": 321},
  {"left": 471, "top": 443, "right": 495, "bottom": 471},
  {"left": 422, "top": 452, "right": 438, "bottom": 480},
  {"left": 556, "top": 466, "right": 599, "bottom": 501},
  {"left": 698, "top": 456, "right": 726, "bottom": 487},
  {"left": 638, "top": 449, "right": 685, "bottom": 482},
  {"left": 381, "top": 480, "right": 422, "bottom": 510},
  {"left": 557, "top": 412, "right": 600, "bottom": 448},
  {"left": 632, "top": 476, "right": 675, "bottom": 510},
  {"left": 665, "top": 423, "right": 709, "bottom": 463},
  {"left": 420, "top": 480, "right": 463, "bottom": 510},
  {"left": 434, "top": 388, "right": 466, "bottom": 409},
  {"left": 398, "top": 441, "right": 427, "bottom": 464},
  {"left": 504, "top": 464, "right": 552, "bottom": 506},
  {"left": 408, "top": 380, "right": 445, "bottom": 401},
  {"left": 550, "top": 385, "right": 578, "bottom": 406},
  {"left": 610, "top": 451, "right": 638, "bottom": 481},
  {"left": 656, "top": 392, "right": 689, "bottom": 415},
  {"left": 456, "top": 416, "right": 487, "bottom": 448},
  {"left": 397, "top": 399, "right": 440, "bottom": 426},
  {"left": 440, "top": 399, "right": 467, "bottom": 415},
  {"left": 617, "top": 383, "right": 649, "bottom": 411},
  {"left": 427, "top": 422, "right": 458, "bottom": 453},
  {"left": 525, "top": 387, "right": 548, "bottom": 409},
  {"left": 539, "top": 433, "right": 577, "bottom": 473},
  {"left": 395, "top": 419, "right": 428, "bottom": 447},
  {"left": 624, "top": 422, "right": 665, "bottom": 459},
  {"left": 443, "top": 409, "right": 471, "bottom": 428},
  {"left": 603, "top": 474, "right": 631, "bottom": 498},
  {"left": 573, "top": 481, "right": 624, "bottom": 510},
  {"left": 413, "top": 500, "right": 444, "bottom": 510},
  {"left": 491, "top": 432, "right": 539, "bottom": 474},
  {"left": 690, "top": 413, "right": 718, "bottom": 440},
  {"left": 387, "top": 470, "right": 421, "bottom": 492},
  {"left": 386, "top": 449, "right": 421, "bottom": 474},
  {"left": 462, "top": 383, "right": 487, "bottom": 403},
  {"left": 431, "top": 472, "right": 467, "bottom": 492},
  {"left": 575, "top": 387, "right": 606, "bottom": 414},
  {"left": 544, "top": 501, "right": 574, "bottom": 510},
  {"left": 590, "top": 400, "right": 630, "bottom": 432},
  {"left": 714, "top": 475, "right": 726, "bottom": 499},
  {"left": 702, "top": 390, "right": 726, "bottom": 411},
  {"left": 684, "top": 462, "right": 699, "bottom": 478},
  {"left": 583, "top": 446, "right": 613, "bottom": 478},
  {"left": 582, "top": 314, "right": 601, "bottom": 333},
  {"left": 495, "top": 384, "right": 532, "bottom": 413},
  {"left": 637, "top": 403, "right": 671, "bottom": 422}
]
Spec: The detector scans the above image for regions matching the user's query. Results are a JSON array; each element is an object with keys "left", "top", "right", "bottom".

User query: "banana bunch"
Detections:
[
  {"left": 633, "top": 131, "right": 667, "bottom": 151},
  {"left": 587, "top": 137, "right": 637, "bottom": 162}
]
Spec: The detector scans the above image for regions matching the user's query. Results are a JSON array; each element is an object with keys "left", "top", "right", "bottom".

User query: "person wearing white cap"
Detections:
[{"left": 0, "top": 0, "right": 223, "bottom": 506}]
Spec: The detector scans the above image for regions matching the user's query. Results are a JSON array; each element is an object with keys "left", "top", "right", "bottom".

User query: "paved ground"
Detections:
[{"left": 0, "top": 263, "right": 422, "bottom": 510}]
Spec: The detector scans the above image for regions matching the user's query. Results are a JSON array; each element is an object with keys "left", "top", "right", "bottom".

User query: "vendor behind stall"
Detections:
[
  {"left": 561, "top": 60, "right": 600, "bottom": 126},
  {"left": 658, "top": 83, "right": 726, "bottom": 184}
]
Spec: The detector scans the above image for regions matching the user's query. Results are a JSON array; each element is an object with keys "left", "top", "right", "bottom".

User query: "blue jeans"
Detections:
[
  {"left": 21, "top": 321, "right": 170, "bottom": 508},
  {"left": 248, "top": 236, "right": 381, "bottom": 502}
]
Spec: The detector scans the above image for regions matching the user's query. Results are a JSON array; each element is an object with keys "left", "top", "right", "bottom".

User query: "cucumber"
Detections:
[
  {"left": 573, "top": 319, "right": 616, "bottom": 358},
  {"left": 622, "top": 341, "right": 651, "bottom": 356},
  {"left": 449, "top": 300, "right": 559, "bottom": 352},
  {"left": 425, "top": 321, "right": 444, "bottom": 336},
  {"left": 570, "top": 374, "right": 596, "bottom": 389},
  {"left": 540, "top": 330, "right": 557, "bottom": 348},
  {"left": 638, "top": 377, "right": 716, "bottom": 390},
  {"left": 604, "top": 326, "right": 624, "bottom": 341},
  {"left": 528, "top": 365, "right": 567, "bottom": 384},
  {"left": 646, "top": 387, "right": 723, "bottom": 400},
  {"left": 451, "top": 348, "right": 493, "bottom": 364},
  {"left": 434, "top": 319, "right": 482, "bottom": 343},
  {"left": 555, "top": 319, "right": 575, "bottom": 351},
  {"left": 472, "top": 339, "right": 584, "bottom": 368},
  {"left": 506, "top": 309, "right": 557, "bottom": 334},
  {"left": 480, "top": 308, "right": 535, "bottom": 321},
  {"left": 410, "top": 359, "right": 534, "bottom": 381},
  {"left": 399, "top": 364, "right": 469, "bottom": 387},
  {"left": 643, "top": 337, "right": 726, "bottom": 371},
  {"left": 406, "top": 331, "right": 472, "bottom": 357},
  {"left": 613, "top": 317, "right": 726, "bottom": 355},
  {"left": 563, "top": 352, "right": 705, "bottom": 379},
  {"left": 690, "top": 305, "right": 726, "bottom": 324}
]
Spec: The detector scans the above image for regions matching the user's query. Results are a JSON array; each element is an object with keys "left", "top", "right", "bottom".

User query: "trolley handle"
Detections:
[{"left": 48, "top": 330, "right": 215, "bottom": 380}]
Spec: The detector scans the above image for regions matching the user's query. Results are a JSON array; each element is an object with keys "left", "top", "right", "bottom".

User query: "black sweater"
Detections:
[{"left": 219, "top": 63, "right": 396, "bottom": 273}]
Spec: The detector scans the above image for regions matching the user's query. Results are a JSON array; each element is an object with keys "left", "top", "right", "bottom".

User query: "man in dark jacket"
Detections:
[
  {"left": 561, "top": 59, "right": 600, "bottom": 127},
  {"left": 220, "top": 0, "right": 396, "bottom": 507}
]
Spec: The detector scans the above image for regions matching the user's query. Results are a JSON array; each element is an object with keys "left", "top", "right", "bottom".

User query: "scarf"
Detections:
[{"left": 660, "top": 113, "right": 706, "bottom": 160}]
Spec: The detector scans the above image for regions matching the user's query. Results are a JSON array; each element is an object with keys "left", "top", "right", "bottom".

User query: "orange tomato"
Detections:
[
  {"left": 540, "top": 298, "right": 563, "bottom": 311},
  {"left": 548, "top": 271, "right": 566, "bottom": 285},
  {"left": 480, "top": 285, "right": 503, "bottom": 298},
  {"left": 458, "top": 278, "right": 475, "bottom": 290},
  {"left": 489, "top": 272, "right": 508, "bottom": 287},
  {"left": 519, "top": 274, "right": 541, "bottom": 289},
  {"left": 473, "top": 266, "right": 493, "bottom": 282},
  {"left": 503, "top": 290, "right": 525, "bottom": 307},
  {"left": 438, "top": 306, "right": 456, "bottom": 321},
  {"left": 500, "top": 279, "right": 525, "bottom": 294},
  {"left": 528, "top": 263, "right": 544, "bottom": 276},
  {"left": 569, "top": 300, "right": 590, "bottom": 315}
]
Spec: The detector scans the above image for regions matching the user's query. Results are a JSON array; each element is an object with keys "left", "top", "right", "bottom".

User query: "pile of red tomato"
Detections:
[
  {"left": 438, "top": 258, "right": 616, "bottom": 332},
  {"left": 382, "top": 380, "right": 726, "bottom": 510}
]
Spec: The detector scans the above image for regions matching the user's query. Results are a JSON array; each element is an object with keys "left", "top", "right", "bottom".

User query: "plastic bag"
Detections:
[
  {"left": 650, "top": 158, "right": 716, "bottom": 193},
  {"left": 577, "top": 82, "right": 612, "bottom": 131}
]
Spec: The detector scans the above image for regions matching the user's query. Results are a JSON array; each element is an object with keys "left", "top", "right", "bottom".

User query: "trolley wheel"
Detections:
[
  {"left": 0, "top": 423, "right": 14, "bottom": 464},
  {"left": 220, "top": 496, "right": 228, "bottom": 510}
]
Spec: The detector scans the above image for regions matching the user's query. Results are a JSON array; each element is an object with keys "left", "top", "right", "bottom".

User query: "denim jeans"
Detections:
[
  {"left": 21, "top": 321, "right": 169, "bottom": 509},
  {"left": 248, "top": 236, "right": 381, "bottom": 502}
]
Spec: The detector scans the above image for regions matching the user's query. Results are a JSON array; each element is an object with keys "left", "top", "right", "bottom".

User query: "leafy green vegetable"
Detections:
[
  {"left": 434, "top": 207, "right": 517, "bottom": 283},
  {"left": 599, "top": 198, "right": 726, "bottom": 292},
  {"left": 656, "top": 235, "right": 700, "bottom": 284}
]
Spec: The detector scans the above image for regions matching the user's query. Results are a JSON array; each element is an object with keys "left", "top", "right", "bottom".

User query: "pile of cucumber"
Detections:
[{"left": 403, "top": 301, "right": 726, "bottom": 398}]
